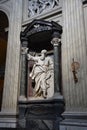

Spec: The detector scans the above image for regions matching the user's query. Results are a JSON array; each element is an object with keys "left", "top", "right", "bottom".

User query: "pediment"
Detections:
[
  {"left": 21, "top": 19, "right": 62, "bottom": 37},
  {"left": 20, "top": 19, "right": 62, "bottom": 52}
]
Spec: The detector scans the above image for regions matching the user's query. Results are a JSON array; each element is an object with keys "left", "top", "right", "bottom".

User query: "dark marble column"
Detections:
[
  {"left": 51, "top": 32, "right": 61, "bottom": 95},
  {"left": 19, "top": 36, "right": 28, "bottom": 100}
]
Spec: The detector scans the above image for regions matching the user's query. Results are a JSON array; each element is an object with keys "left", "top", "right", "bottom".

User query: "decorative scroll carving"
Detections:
[
  {"left": 28, "top": 0, "right": 59, "bottom": 17},
  {"left": 27, "top": 49, "right": 54, "bottom": 99}
]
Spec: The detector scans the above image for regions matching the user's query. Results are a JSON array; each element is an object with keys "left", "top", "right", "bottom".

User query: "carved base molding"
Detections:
[
  {"left": 60, "top": 112, "right": 87, "bottom": 130},
  {"left": 0, "top": 112, "right": 18, "bottom": 128}
]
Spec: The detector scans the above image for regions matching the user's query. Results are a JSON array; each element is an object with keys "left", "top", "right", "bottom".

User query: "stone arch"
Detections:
[
  {"left": 0, "top": 9, "right": 9, "bottom": 110},
  {"left": 0, "top": 5, "right": 10, "bottom": 21}
]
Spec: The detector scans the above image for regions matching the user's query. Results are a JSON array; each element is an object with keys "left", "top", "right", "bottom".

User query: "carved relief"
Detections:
[
  {"left": 27, "top": 50, "right": 54, "bottom": 99},
  {"left": 28, "top": 0, "right": 59, "bottom": 17}
]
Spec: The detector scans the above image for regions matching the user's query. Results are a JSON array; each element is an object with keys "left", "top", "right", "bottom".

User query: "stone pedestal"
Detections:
[{"left": 18, "top": 98, "right": 65, "bottom": 129}]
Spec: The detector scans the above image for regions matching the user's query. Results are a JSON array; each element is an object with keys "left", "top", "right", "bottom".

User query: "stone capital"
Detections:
[
  {"left": 21, "top": 47, "right": 28, "bottom": 55},
  {"left": 51, "top": 37, "right": 61, "bottom": 46}
]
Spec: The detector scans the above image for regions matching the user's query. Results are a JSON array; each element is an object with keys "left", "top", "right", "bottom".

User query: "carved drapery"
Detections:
[
  {"left": 28, "top": 0, "right": 59, "bottom": 17},
  {"left": 27, "top": 50, "right": 54, "bottom": 99}
]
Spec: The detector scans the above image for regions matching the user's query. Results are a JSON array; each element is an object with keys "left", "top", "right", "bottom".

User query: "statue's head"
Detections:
[{"left": 41, "top": 49, "right": 47, "bottom": 54}]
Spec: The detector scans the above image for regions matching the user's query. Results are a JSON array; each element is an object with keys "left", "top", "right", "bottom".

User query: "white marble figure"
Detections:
[{"left": 27, "top": 50, "right": 54, "bottom": 99}]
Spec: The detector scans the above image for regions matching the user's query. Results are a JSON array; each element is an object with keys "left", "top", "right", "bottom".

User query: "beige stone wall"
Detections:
[
  {"left": 83, "top": 4, "right": 87, "bottom": 53},
  {"left": 62, "top": 0, "right": 87, "bottom": 112}
]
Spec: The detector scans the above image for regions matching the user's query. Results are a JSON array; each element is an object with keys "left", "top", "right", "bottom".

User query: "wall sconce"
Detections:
[{"left": 71, "top": 58, "right": 80, "bottom": 83}]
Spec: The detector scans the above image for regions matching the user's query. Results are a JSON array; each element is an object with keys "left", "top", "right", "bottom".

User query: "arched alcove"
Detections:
[
  {"left": 0, "top": 10, "right": 8, "bottom": 110},
  {"left": 20, "top": 19, "right": 62, "bottom": 99},
  {"left": 18, "top": 19, "right": 65, "bottom": 129}
]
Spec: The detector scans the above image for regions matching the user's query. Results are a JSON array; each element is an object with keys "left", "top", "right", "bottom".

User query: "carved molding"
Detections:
[{"left": 28, "top": 0, "right": 60, "bottom": 17}]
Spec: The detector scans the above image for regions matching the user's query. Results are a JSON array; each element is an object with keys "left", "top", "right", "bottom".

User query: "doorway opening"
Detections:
[{"left": 0, "top": 11, "right": 8, "bottom": 110}]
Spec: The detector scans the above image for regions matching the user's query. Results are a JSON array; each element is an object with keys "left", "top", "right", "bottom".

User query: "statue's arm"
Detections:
[
  {"left": 27, "top": 53, "right": 38, "bottom": 62},
  {"left": 27, "top": 54, "right": 33, "bottom": 60}
]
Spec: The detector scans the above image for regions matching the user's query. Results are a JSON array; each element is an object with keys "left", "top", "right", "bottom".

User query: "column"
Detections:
[
  {"left": 19, "top": 36, "right": 28, "bottom": 100},
  {"left": 62, "top": 0, "right": 87, "bottom": 111},
  {"left": 1, "top": 0, "right": 22, "bottom": 113},
  {"left": 51, "top": 32, "right": 62, "bottom": 97}
]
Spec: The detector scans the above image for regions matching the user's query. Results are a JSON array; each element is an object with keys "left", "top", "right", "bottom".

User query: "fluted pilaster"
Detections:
[
  {"left": 1, "top": 0, "right": 22, "bottom": 113},
  {"left": 62, "top": 0, "right": 87, "bottom": 111}
]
